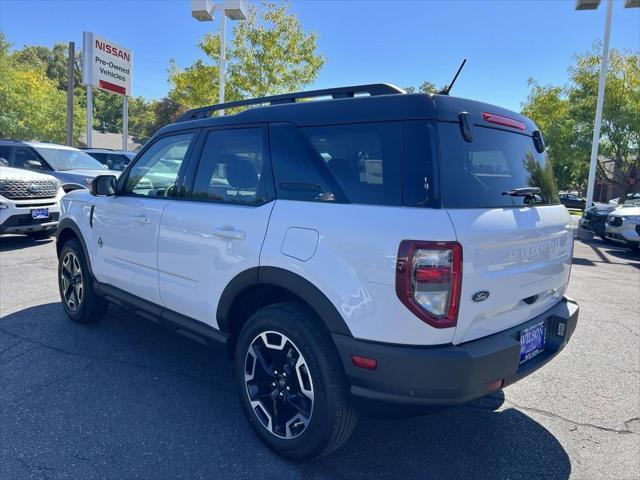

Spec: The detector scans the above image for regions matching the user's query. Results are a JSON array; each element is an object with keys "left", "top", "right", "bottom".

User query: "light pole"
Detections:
[
  {"left": 575, "top": 0, "right": 639, "bottom": 206},
  {"left": 191, "top": 0, "right": 248, "bottom": 115}
]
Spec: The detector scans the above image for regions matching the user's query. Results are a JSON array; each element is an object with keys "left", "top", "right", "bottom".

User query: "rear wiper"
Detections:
[{"left": 502, "top": 187, "right": 541, "bottom": 197}]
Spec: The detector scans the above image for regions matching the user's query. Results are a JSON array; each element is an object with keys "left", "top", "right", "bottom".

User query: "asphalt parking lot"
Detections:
[{"left": 1, "top": 234, "right": 639, "bottom": 480}]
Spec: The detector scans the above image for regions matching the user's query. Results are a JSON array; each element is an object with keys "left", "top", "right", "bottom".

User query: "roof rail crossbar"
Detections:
[{"left": 176, "top": 83, "right": 405, "bottom": 122}]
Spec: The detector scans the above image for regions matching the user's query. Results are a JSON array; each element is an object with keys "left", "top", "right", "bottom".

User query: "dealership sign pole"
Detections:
[{"left": 82, "top": 32, "right": 132, "bottom": 149}]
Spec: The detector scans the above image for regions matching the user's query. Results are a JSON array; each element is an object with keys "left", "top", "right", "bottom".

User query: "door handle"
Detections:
[
  {"left": 131, "top": 215, "right": 151, "bottom": 225},
  {"left": 211, "top": 228, "right": 246, "bottom": 241}
]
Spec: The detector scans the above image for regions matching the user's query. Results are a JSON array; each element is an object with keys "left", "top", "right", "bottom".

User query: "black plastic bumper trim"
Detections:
[{"left": 333, "top": 297, "right": 579, "bottom": 409}]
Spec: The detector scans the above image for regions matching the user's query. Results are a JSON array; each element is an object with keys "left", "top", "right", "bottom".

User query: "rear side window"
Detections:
[
  {"left": 271, "top": 121, "right": 437, "bottom": 207},
  {"left": 192, "top": 128, "right": 269, "bottom": 205},
  {"left": 438, "top": 123, "right": 559, "bottom": 208},
  {"left": 270, "top": 123, "right": 339, "bottom": 203},
  {"left": 302, "top": 123, "right": 403, "bottom": 206}
]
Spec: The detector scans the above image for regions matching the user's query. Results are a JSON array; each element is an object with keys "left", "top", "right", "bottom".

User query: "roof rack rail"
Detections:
[{"left": 176, "top": 83, "right": 405, "bottom": 122}]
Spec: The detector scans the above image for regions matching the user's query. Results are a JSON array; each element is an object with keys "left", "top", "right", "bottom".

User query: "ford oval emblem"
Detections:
[
  {"left": 472, "top": 290, "right": 490, "bottom": 303},
  {"left": 27, "top": 183, "right": 42, "bottom": 194}
]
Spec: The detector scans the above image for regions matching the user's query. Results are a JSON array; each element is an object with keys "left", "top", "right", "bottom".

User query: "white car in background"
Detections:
[
  {"left": 605, "top": 198, "right": 640, "bottom": 251},
  {"left": 0, "top": 165, "right": 64, "bottom": 239},
  {"left": 608, "top": 192, "right": 640, "bottom": 205}
]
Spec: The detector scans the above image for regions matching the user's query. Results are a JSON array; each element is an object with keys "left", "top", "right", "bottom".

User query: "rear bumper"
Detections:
[{"left": 333, "top": 296, "right": 578, "bottom": 412}]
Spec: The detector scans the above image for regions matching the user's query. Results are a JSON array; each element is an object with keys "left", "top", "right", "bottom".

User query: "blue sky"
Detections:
[{"left": 1, "top": 0, "right": 638, "bottom": 111}]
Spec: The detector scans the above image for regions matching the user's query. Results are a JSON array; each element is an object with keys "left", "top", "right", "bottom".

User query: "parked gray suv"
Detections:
[{"left": 0, "top": 140, "right": 120, "bottom": 192}]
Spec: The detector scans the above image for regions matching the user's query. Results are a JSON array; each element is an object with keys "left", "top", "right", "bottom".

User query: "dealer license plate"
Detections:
[
  {"left": 519, "top": 321, "right": 545, "bottom": 364},
  {"left": 31, "top": 208, "right": 49, "bottom": 220}
]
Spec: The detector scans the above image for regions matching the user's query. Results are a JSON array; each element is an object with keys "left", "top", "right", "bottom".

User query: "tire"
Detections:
[
  {"left": 28, "top": 228, "right": 55, "bottom": 240},
  {"left": 58, "top": 238, "right": 108, "bottom": 323},
  {"left": 234, "top": 302, "right": 358, "bottom": 461}
]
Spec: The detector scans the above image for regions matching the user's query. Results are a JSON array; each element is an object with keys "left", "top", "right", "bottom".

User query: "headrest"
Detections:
[{"left": 226, "top": 157, "right": 258, "bottom": 189}]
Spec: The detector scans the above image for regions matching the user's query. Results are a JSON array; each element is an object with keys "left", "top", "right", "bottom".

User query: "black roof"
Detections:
[
  {"left": 1, "top": 84, "right": 539, "bottom": 147},
  {"left": 159, "top": 84, "right": 537, "bottom": 140}
]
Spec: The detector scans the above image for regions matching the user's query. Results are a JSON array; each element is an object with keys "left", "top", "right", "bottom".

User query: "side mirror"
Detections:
[
  {"left": 25, "top": 159, "right": 44, "bottom": 169},
  {"left": 90, "top": 175, "right": 117, "bottom": 196}
]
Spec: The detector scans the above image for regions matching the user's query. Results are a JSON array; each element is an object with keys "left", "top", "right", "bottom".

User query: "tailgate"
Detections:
[
  {"left": 448, "top": 206, "right": 573, "bottom": 344},
  {"left": 434, "top": 113, "right": 573, "bottom": 346}
]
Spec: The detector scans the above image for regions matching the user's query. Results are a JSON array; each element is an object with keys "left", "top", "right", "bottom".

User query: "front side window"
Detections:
[
  {"left": 0, "top": 146, "right": 11, "bottom": 165},
  {"left": 192, "top": 128, "right": 268, "bottom": 205},
  {"left": 124, "top": 133, "right": 195, "bottom": 197},
  {"left": 10, "top": 147, "right": 48, "bottom": 170}
]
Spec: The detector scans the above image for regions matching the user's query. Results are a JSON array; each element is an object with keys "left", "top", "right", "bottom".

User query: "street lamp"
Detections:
[
  {"left": 575, "top": 0, "right": 639, "bottom": 207},
  {"left": 191, "top": 0, "right": 248, "bottom": 115}
]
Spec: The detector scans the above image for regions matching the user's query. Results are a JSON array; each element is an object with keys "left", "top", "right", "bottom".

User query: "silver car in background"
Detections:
[
  {"left": 0, "top": 140, "right": 121, "bottom": 192},
  {"left": 605, "top": 198, "right": 640, "bottom": 251}
]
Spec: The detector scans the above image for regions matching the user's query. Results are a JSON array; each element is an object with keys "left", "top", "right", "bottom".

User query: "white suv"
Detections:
[
  {"left": 605, "top": 198, "right": 640, "bottom": 250},
  {"left": 0, "top": 165, "right": 64, "bottom": 238},
  {"left": 56, "top": 85, "right": 579, "bottom": 460}
]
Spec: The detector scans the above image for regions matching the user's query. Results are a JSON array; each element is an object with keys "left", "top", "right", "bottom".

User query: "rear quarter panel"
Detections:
[{"left": 260, "top": 200, "right": 458, "bottom": 345}]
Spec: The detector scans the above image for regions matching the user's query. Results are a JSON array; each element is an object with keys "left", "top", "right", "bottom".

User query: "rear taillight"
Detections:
[{"left": 395, "top": 241, "right": 462, "bottom": 329}]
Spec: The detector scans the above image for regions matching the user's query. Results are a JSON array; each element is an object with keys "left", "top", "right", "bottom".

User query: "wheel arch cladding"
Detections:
[
  {"left": 56, "top": 219, "right": 94, "bottom": 276},
  {"left": 217, "top": 266, "right": 353, "bottom": 338}
]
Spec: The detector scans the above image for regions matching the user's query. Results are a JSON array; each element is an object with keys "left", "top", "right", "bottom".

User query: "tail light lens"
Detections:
[
  {"left": 395, "top": 241, "right": 462, "bottom": 329},
  {"left": 481, "top": 112, "right": 526, "bottom": 131}
]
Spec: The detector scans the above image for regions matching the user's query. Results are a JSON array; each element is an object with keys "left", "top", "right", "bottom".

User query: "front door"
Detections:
[
  {"left": 91, "top": 132, "right": 198, "bottom": 305},
  {"left": 158, "top": 126, "right": 274, "bottom": 327}
]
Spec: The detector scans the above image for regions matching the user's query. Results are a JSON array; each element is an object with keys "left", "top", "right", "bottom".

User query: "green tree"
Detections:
[
  {"left": 12, "top": 43, "right": 82, "bottom": 90},
  {"left": 169, "top": 1, "right": 325, "bottom": 109},
  {"left": 569, "top": 47, "right": 639, "bottom": 200},
  {"left": 6, "top": 37, "right": 163, "bottom": 145},
  {"left": 522, "top": 82, "right": 586, "bottom": 191},
  {"left": 0, "top": 34, "right": 85, "bottom": 143},
  {"left": 523, "top": 45, "right": 639, "bottom": 198},
  {"left": 404, "top": 81, "right": 439, "bottom": 94}
]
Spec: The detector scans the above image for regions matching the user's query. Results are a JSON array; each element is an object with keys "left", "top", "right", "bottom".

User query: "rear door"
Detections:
[
  {"left": 157, "top": 126, "right": 274, "bottom": 327},
  {"left": 437, "top": 121, "right": 573, "bottom": 345}
]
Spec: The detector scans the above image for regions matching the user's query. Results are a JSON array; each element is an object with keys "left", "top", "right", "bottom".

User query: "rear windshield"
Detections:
[{"left": 438, "top": 123, "right": 559, "bottom": 208}]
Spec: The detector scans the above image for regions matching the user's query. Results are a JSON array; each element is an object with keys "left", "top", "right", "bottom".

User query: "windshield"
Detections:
[
  {"left": 33, "top": 147, "right": 107, "bottom": 171},
  {"left": 438, "top": 123, "right": 559, "bottom": 208}
]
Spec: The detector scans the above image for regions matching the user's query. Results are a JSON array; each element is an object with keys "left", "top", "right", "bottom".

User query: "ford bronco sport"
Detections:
[{"left": 56, "top": 84, "right": 579, "bottom": 460}]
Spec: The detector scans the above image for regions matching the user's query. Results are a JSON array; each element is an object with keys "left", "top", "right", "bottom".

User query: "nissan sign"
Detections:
[{"left": 82, "top": 32, "right": 132, "bottom": 96}]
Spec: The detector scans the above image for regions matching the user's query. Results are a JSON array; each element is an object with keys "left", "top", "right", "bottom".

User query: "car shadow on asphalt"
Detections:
[
  {"left": 574, "top": 237, "right": 640, "bottom": 268},
  {"left": 0, "top": 302, "right": 571, "bottom": 480},
  {"left": 0, "top": 235, "right": 55, "bottom": 252}
]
